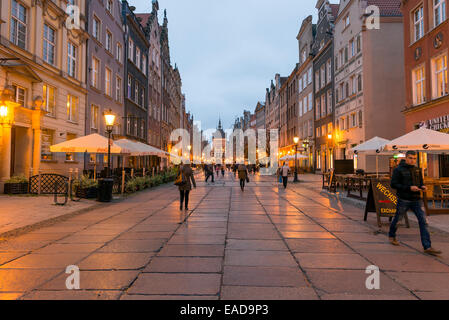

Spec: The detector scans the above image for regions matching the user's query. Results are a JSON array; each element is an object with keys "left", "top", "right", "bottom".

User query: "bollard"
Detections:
[
  {"left": 143, "top": 167, "right": 146, "bottom": 176},
  {"left": 131, "top": 168, "right": 134, "bottom": 178},
  {"left": 75, "top": 168, "right": 79, "bottom": 180},
  {"left": 121, "top": 170, "right": 125, "bottom": 194}
]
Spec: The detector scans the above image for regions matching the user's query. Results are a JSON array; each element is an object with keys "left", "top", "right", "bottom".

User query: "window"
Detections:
[
  {"left": 67, "top": 94, "right": 78, "bottom": 122},
  {"left": 140, "top": 86, "right": 144, "bottom": 107},
  {"left": 303, "top": 96, "right": 308, "bottom": 114},
  {"left": 315, "top": 97, "right": 321, "bottom": 119},
  {"left": 126, "top": 116, "right": 131, "bottom": 135},
  {"left": 67, "top": 42, "right": 77, "bottom": 78},
  {"left": 308, "top": 120, "right": 313, "bottom": 137},
  {"left": 10, "top": 0, "right": 27, "bottom": 49},
  {"left": 303, "top": 73, "right": 307, "bottom": 88},
  {"left": 432, "top": 54, "right": 448, "bottom": 98},
  {"left": 352, "top": 76, "right": 357, "bottom": 95},
  {"left": 91, "top": 57, "right": 99, "bottom": 88},
  {"left": 434, "top": 0, "right": 446, "bottom": 27},
  {"left": 321, "top": 95, "right": 326, "bottom": 117},
  {"left": 412, "top": 66, "right": 426, "bottom": 105},
  {"left": 340, "top": 118, "right": 345, "bottom": 130},
  {"left": 105, "top": 67, "right": 111, "bottom": 96},
  {"left": 12, "top": 85, "right": 26, "bottom": 107},
  {"left": 351, "top": 113, "right": 357, "bottom": 127},
  {"left": 136, "top": 47, "right": 141, "bottom": 69},
  {"left": 308, "top": 92, "right": 313, "bottom": 111},
  {"left": 93, "top": 17, "right": 100, "bottom": 41},
  {"left": 43, "top": 84, "right": 55, "bottom": 116},
  {"left": 315, "top": 70, "right": 320, "bottom": 92},
  {"left": 359, "top": 110, "right": 363, "bottom": 128},
  {"left": 299, "top": 77, "right": 303, "bottom": 93},
  {"left": 116, "top": 43, "right": 122, "bottom": 62},
  {"left": 316, "top": 127, "right": 321, "bottom": 137},
  {"left": 91, "top": 105, "right": 99, "bottom": 130},
  {"left": 116, "top": 76, "right": 122, "bottom": 102},
  {"left": 350, "top": 39, "right": 355, "bottom": 58},
  {"left": 301, "top": 49, "right": 307, "bottom": 63},
  {"left": 345, "top": 46, "right": 348, "bottom": 63},
  {"left": 41, "top": 129, "right": 54, "bottom": 160},
  {"left": 43, "top": 24, "right": 55, "bottom": 65},
  {"left": 299, "top": 99, "right": 303, "bottom": 117},
  {"left": 135, "top": 81, "right": 139, "bottom": 103},
  {"left": 321, "top": 125, "right": 326, "bottom": 137},
  {"left": 346, "top": 116, "right": 350, "bottom": 130},
  {"left": 414, "top": 6, "right": 424, "bottom": 41},
  {"left": 327, "top": 90, "right": 332, "bottom": 114},
  {"left": 106, "top": 30, "right": 112, "bottom": 52},
  {"left": 308, "top": 68, "right": 312, "bottom": 84},
  {"left": 335, "top": 56, "right": 339, "bottom": 70},
  {"left": 142, "top": 54, "right": 146, "bottom": 75},
  {"left": 358, "top": 74, "right": 363, "bottom": 92},
  {"left": 356, "top": 35, "right": 361, "bottom": 53},
  {"left": 127, "top": 75, "right": 132, "bottom": 99},
  {"left": 344, "top": 14, "right": 350, "bottom": 28},
  {"left": 321, "top": 65, "right": 326, "bottom": 88},
  {"left": 129, "top": 39, "right": 134, "bottom": 62},
  {"left": 327, "top": 60, "right": 332, "bottom": 84},
  {"left": 106, "top": 0, "right": 113, "bottom": 13}
]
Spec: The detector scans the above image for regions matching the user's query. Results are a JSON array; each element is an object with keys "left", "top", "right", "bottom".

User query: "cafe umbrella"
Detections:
[
  {"left": 349, "top": 136, "right": 392, "bottom": 178},
  {"left": 383, "top": 127, "right": 449, "bottom": 152}
]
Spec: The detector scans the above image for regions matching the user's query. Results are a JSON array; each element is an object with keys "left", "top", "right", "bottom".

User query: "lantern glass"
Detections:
[{"left": 293, "top": 137, "right": 299, "bottom": 144}]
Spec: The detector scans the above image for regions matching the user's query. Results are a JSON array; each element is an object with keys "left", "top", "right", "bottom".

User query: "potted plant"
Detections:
[
  {"left": 73, "top": 175, "right": 98, "bottom": 199},
  {"left": 4, "top": 175, "right": 29, "bottom": 194}
]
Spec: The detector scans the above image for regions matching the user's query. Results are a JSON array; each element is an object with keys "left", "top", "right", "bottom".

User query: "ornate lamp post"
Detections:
[
  {"left": 293, "top": 136, "right": 299, "bottom": 182},
  {"left": 104, "top": 109, "right": 116, "bottom": 178},
  {"left": 327, "top": 133, "right": 333, "bottom": 172}
]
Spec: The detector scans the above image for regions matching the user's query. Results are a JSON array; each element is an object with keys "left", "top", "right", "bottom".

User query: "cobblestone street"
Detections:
[{"left": 0, "top": 172, "right": 448, "bottom": 300}]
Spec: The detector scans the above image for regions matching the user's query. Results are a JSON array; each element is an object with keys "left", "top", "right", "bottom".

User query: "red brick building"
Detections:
[{"left": 401, "top": 0, "right": 448, "bottom": 177}]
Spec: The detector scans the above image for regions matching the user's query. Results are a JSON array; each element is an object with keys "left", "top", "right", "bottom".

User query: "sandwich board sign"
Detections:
[{"left": 364, "top": 179, "right": 410, "bottom": 228}]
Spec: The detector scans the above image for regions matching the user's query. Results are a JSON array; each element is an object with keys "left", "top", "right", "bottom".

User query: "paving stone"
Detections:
[
  {"left": 39, "top": 270, "right": 139, "bottom": 290},
  {"left": 0, "top": 269, "right": 60, "bottom": 292},
  {"left": 223, "top": 266, "right": 307, "bottom": 287},
  {"left": 220, "top": 286, "right": 318, "bottom": 300},
  {"left": 286, "top": 239, "right": 354, "bottom": 253},
  {"left": 79, "top": 252, "right": 153, "bottom": 270},
  {"left": 281, "top": 231, "right": 336, "bottom": 239},
  {"left": 20, "top": 290, "right": 122, "bottom": 300},
  {"left": 159, "top": 245, "right": 225, "bottom": 257},
  {"left": 0, "top": 293, "right": 23, "bottom": 300},
  {"left": 296, "top": 253, "right": 370, "bottom": 269},
  {"left": 57, "top": 234, "right": 117, "bottom": 244},
  {"left": 34, "top": 243, "right": 103, "bottom": 254},
  {"left": 120, "top": 294, "right": 218, "bottom": 300},
  {"left": 276, "top": 224, "right": 327, "bottom": 232},
  {"left": 226, "top": 239, "right": 287, "bottom": 251},
  {"left": 117, "top": 231, "right": 173, "bottom": 240},
  {"left": 144, "top": 257, "right": 222, "bottom": 273},
  {"left": 0, "top": 252, "right": 27, "bottom": 265},
  {"left": 128, "top": 273, "right": 221, "bottom": 295},
  {"left": 225, "top": 250, "right": 297, "bottom": 267},
  {"left": 98, "top": 240, "right": 165, "bottom": 253},
  {"left": 0, "top": 253, "right": 87, "bottom": 269},
  {"left": 320, "top": 293, "right": 417, "bottom": 300},
  {"left": 386, "top": 272, "right": 449, "bottom": 292},
  {"left": 168, "top": 234, "right": 226, "bottom": 245},
  {"left": 364, "top": 253, "right": 449, "bottom": 272}
]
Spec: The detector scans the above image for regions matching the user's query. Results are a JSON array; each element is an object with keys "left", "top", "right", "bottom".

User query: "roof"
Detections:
[
  {"left": 135, "top": 13, "right": 151, "bottom": 27},
  {"left": 366, "top": 0, "right": 402, "bottom": 17},
  {"left": 329, "top": 4, "right": 340, "bottom": 19}
]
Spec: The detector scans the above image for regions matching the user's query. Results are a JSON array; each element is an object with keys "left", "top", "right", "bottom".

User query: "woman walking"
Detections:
[
  {"left": 238, "top": 163, "right": 249, "bottom": 191},
  {"left": 280, "top": 162, "right": 290, "bottom": 189},
  {"left": 178, "top": 163, "right": 196, "bottom": 211}
]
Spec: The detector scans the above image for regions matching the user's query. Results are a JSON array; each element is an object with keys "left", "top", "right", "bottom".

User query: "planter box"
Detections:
[
  {"left": 75, "top": 187, "right": 98, "bottom": 199},
  {"left": 4, "top": 182, "right": 28, "bottom": 194}
]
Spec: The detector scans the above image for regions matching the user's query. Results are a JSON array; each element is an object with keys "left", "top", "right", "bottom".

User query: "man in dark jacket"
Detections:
[{"left": 389, "top": 151, "right": 441, "bottom": 256}]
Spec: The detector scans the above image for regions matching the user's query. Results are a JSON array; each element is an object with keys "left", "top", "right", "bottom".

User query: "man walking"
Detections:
[
  {"left": 279, "top": 162, "right": 290, "bottom": 189},
  {"left": 238, "top": 163, "right": 249, "bottom": 191},
  {"left": 389, "top": 151, "right": 441, "bottom": 256}
]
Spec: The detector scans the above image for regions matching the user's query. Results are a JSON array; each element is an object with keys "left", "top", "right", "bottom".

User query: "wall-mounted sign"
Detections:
[
  {"left": 418, "top": 114, "right": 449, "bottom": 132},
  {"left": 364, "top": 179, "right": 410, "bottom": 228}
]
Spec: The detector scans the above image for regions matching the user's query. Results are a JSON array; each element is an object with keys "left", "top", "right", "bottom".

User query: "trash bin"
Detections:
[{"left": 97, "top": 178, "right": 114, "bottom": 202}]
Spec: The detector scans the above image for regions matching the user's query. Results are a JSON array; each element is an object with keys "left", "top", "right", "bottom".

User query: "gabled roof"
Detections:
[
  {"left": 366, "top": 0, "right": 402, "bottom": 17},
  {"left": 329, "top": 3, "right": 340, "bottom": 19},
  {"left": 135, "top": 14, "right": 151, "bottom": 27}
]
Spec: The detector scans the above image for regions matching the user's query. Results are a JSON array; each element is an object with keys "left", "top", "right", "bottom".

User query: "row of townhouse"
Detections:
[
  {"left": 0, "top": 0, "right": 194, "bottom": 192},
  {"left": 242, "top": 0, "right": 448, "bottom": 177}
]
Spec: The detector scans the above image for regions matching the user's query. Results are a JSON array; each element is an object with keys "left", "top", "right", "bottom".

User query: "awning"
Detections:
[
  {"left": 383, "top": 127, "right": 449, "bottom": 152},
  {"left": 349, "top": 137, "right": 391, "bottom": 155},
  {"left": 279, "top": 154, "right": 308, "bottom": 161},
  {"left": 50, "top": 134, "right": 126, "bottom": 154},
  {"left": 115, "top": 139, "right": 168, "bottom": 157}
]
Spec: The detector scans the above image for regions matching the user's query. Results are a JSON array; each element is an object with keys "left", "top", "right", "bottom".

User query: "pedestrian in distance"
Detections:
[
  {"left": 221, "top": 166, "right": 225, "bottom": 177},
  {"left": 280, "top": 162, "right": 290, "bottom": 189},
  {"left": 389, "top": 151, "right": 441, "bottom": 256},
  {"left": 238, "top": 163, "right": 249, "bottom": 191},
  {"left": 176, "top": 163, "right": 196, "bottom": 211}
]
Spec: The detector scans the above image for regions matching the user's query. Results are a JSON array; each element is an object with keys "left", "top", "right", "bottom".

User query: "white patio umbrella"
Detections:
[
  {"left": 279, "top": 154, "right": 308, "bottom": 161},
  {"left": 383, "top": 127, "right": 449, "bottom": 152},
  {"left": 50, "top": 133, "right": 126, "bottom": 154},
  {"left": 115, "top": 139, "right": 167, "bottom": 157},
  {"left": 349, "top": 136, "right": 392, "bottom": 177}
]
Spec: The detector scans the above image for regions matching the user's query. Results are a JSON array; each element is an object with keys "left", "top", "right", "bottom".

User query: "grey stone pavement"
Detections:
[{"left": 1, "top": 171, "right": 449, "bottom": 300}]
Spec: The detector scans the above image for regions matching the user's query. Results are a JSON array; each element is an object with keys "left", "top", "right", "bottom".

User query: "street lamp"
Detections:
[
  {"left": 293, "top": 136, "right": 300, "bottom": 182},
  {"left": 326, "top": 134, "right": 333, "bottom": 172},
  {"left": 104, "top": 109, "right": 116, "bottom": 178}
]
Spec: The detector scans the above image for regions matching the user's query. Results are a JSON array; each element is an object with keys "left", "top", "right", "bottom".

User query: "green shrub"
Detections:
[
  {"left": 125, "top": 179, "right": 137, "bottom": 193},
  {"left": 144, "top": 176, "right": 152, "bottom": 188},
  {"left": 5, "top": 175, "right": 28, "bottom": 184},
  {"left": 135, "top": 177, "right": 146, "bottom": 190},
  {"left": 72, "top": 175, "right": 98, "bottom": 190}
]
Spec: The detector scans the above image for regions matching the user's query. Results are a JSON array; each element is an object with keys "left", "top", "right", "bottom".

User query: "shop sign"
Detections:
[{"left": 418, "top": 114, "right": 449, "bottom": 132}]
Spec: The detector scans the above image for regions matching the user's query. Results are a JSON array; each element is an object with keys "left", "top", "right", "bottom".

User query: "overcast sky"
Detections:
[{"left": 133, "top": 0, "right": 317, "bottom": 130}]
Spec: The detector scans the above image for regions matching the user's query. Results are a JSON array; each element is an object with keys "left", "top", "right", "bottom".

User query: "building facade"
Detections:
[
  {"left": 0, "top": 0, "right": 88, "bottom": 192},
  {"left": 312, "top": 0, "right": 339, "bottom": 172},
  {"left": 402, "top": 0, "right": 448, "bottom": 177},
  {"left": 333, "top": 0, "right": 405, "bottom": 172},
  {"left": 297, "top": 15, "right": 316, "bottom": 170},
  {"left": 86, "top": 0, "right": 124, "bottom": 171}
]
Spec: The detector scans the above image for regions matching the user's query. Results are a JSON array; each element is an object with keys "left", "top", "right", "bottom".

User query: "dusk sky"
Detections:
[{"left": 133, "top": 0, "right": 317, "bottom": 131}]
